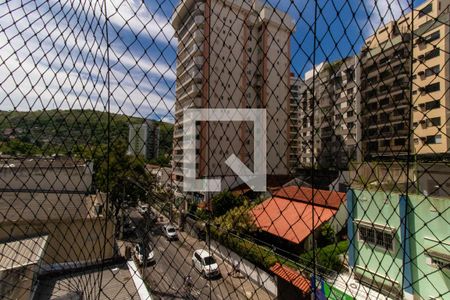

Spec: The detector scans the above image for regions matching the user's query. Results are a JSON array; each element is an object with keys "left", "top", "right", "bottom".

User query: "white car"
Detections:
[
  {"left": 163, "top": 225, "right": 178, "bottom": 240},
  {"left": 134, "top": 243, "right": 155, "bottom": 265},
  {"left": 192, "top": 249, "right": 220, "bottom": 278}
]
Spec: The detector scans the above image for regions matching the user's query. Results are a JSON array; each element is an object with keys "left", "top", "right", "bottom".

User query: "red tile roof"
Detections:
[
  {"left": 274, "top": 186, "right": 346, "bottom": 209},
  {"left": 270, "top": 263, "right": 310, "bottom": 293},
  {"left": 251, "top": 196, "right": 338, "bottom": 244}
]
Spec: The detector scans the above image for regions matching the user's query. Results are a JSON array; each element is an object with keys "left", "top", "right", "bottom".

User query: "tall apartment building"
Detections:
[
  {"left": 360, "top": 20, "right": 412, "bottom": 160},
  {"left": 412, "top": 0, "right": 450, "bottom": 157},
  {"left": 127, "top": 121, "right": 160, "bottom": 160},
  {"left": 171, "top": 0, "right": 294, "bottom": 194},
  {"left": 297, "top": 57, "right": 358, "bottom": 169},
  {"left": 360, "top": 0, "right": 449, "bottom": 160},
  {"left": 289, "top": 75, "right": 304, "bottom": 173}
]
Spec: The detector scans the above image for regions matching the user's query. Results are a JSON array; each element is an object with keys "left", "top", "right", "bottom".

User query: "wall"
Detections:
[
  {"left": 209, "top": 239, "right": 277, "bottom": 297},
  {"left": 0, "top": 218, "right": 115, "bottom": 270},
  {"left": 352, "top": 188, "right": 450, "bottom": 299}
]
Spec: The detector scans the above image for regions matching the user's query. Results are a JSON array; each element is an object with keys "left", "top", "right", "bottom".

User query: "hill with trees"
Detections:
[{"left": 0, "top": 109, "right": 173, "bottom": 164}]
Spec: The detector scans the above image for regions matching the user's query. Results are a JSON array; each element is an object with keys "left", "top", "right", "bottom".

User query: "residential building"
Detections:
[
  {"left": 359, "top": 15, "right": 412, "bottom": 159},
  {"left": 412, "top": 0, "right": 450, "bottom": 157},
  {"left": 289, "top": 75, "right": 305, "bottom": 173},
  {"left": 297, "top": 57, "right": 358, "bottom": 169},
  {"left": 360, "top": 0, "right": 450, "bottom": 160},
  {"left": 171, "top": 0, "right": 294, "bottom": 196},
  {"left": 347, "top": 188, "right": 450, "bottom": 300},
  {"left": 251, "top": 186, "right": 347, "bottom": 252},
  {"left": 0, "top": 157, "right": 115, "bottom": 299},
  {"left": 127, "top": 121, "right": 160, "bottom": 160}
]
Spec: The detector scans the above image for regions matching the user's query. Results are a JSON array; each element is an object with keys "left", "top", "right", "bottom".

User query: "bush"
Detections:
[{"left": 299, "top": 240, "right": 349, "bottom": 273}]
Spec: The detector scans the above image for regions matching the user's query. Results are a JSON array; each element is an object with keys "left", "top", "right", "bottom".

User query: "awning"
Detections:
[{"left": 270, "top": 263, "right": 310, "bottom": 293}]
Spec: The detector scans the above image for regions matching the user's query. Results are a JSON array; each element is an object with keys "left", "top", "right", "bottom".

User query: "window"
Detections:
[
  {"left": 424, "top": 65, "right": 440, "bottom": 77},
  {"left": 425, "top": 100, "right": 440, "bottom": 110},
  {"left": 419, "top": 4, "right": 432, "bottom": 17},
  {"left": 422, "top": 82, "right": 440, "bottom": 93},
  {"left": 425, "top": 31, "right": 440, "bottom": 43},
  {"left": 426, "top": 134, "right": 442, "bottom": 144},
  {"left": 424, "top": 48, "right": 440, "bottom": 60},
  {"left": 427, "top": 117, "right": 441, "bottom": 127},
  {"left": 358, "top": 225, "right": 394, "bottom": 251}
]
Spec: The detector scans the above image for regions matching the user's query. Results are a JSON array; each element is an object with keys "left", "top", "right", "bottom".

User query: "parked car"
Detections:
[
  {"left": 163, "top": 224, "right": 178, "bottom": 240},
  {"left": 134, "top": 243, "right": 155, "bottom": 265},
  {"left": 192, "top": 249, "right": 219, "bottom": 278}
]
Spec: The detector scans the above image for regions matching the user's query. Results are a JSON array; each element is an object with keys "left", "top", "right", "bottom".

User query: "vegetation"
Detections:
[
  {"left": 0, "top": 109, "right": 173, "bottom": 162},
  {"left": 210, "top": 191, "right": 245, "bottom": 218},
  {"left": 299, "top": 240, "right": 349, "bottom": 273},
  {"left": 213, "top": 200, "right": 257, "bottom": 234},
  {"left": 95, "top": 138, "right": 156, "bottom": 206}
]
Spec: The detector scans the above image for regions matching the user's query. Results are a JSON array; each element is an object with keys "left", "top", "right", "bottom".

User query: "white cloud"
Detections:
[
  {"left": 363, "top": 0, "right": 410, "bottom": 35},
  {"left": 0, "top": 0, "right": 176, "bottom": 119}
]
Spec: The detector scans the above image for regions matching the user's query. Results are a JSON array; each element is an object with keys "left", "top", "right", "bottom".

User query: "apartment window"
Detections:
[
  {"left": 347, "top": 111, "right": 354, "bottom": 117},
  {"left": 424, "top": 65, "right": 440, "bottom": 77},
  {"left": 425, "top": 31, "right": 440, "bottom": 43},
  {"left": 426, "top": 134, "right": 442, "bottom": 144},
  {"left": 425, "top": 100, "right": 440, "bottom": 110},
  {"left": 427, "top": 117, "right": 441, "bottom": 127},
  {"left": 358, "top": 225, "right": 394, "bottom": 251},
  {"left": 422, "top": 82, "right": 440, "bottom": 93},
  {"left": 419, "top": 3, "right": 433, "bottom": 17},
  {"left": 424, "top": 48, "right": 440, "bottom": 60}
]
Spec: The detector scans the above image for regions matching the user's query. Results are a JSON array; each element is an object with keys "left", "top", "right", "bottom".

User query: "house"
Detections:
[
  {"left": 347, "top": 188, "right": 450, "bottom": 299},
  {"left": 251, "top": 186, "right": 347, "bottom": 252}
]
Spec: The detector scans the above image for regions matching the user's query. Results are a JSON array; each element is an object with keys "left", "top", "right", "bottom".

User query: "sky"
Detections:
[{"left": 0, "top": 0, "right": 426, "bottom": 123}]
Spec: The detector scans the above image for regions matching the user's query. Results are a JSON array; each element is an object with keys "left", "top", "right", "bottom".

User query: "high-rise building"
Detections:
[
  {"left": 171, "top": 0, "right": 294, "bottom": 195},
  {"left": 297, "top": 57, "right": 358, "bottom": 169},
  {"left": 412, "top": 0, "right": 450, "bottom": 157},
  {"left": 127, "top": 122, "right": 160, "bottom": 160},
  {"left": 289, "top": 75, "right": 304, "bottom": 173},
  {"left": 360, "top": 0, "right": 450, "bottom": 160}
]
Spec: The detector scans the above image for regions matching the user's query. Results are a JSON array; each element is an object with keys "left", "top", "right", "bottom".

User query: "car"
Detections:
[
  {"left": 163, "top": 225, "right": 178, "bottom": 240},
  {"left": 134, "top": 243, "right": 155, "bottom": 265},
  {"left": 192, "top": 249, "right": 220, "bottom": 278}
]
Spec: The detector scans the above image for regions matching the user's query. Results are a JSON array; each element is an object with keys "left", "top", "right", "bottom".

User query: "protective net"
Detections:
[{"left": 0, "top": 0, "right": 449, "bottom": 299}]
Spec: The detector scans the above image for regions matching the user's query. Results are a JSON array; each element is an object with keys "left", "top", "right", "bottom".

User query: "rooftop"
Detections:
[
  {"left": 35, "top": 263, "right": 141, "bottom": 300},
  {"left": 0, "top": 235, "right": 48, "bottom": 271},
  {"left": 251, "top": 187, "right": 345, "bottom": 244},
  {"left": 270, "top": 263, "right": 310, "bottom": 293}
]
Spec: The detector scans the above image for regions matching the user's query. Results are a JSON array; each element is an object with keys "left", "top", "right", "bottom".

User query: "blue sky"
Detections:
[{"left": 0, "top": 0, "right": 426, "bottom": 123}]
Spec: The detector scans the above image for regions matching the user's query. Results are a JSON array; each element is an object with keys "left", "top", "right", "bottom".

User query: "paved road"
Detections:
[{"left": 128, "top": 209, "right": 271, "bottom": 300}]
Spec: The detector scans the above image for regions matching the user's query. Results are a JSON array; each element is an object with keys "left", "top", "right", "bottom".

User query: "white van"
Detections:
[{"left": 192, "top": 249, "right": 219, "bottom": 278}]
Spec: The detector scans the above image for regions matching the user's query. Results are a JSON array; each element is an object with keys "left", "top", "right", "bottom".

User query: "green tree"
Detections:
[
  {"left": 213, "top": 200, "right": 257, "bottom": 234},
  {"left": 318, "top": 222, "right": 335, "bottom": 247},
  {"left": 211, "top": 191, "right": 244, "bottom": 217},
  {"left": 95, "top": 138, "right": 156, "bottom": 207}
]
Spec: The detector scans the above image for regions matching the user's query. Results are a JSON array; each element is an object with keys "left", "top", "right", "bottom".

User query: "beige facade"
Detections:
[
  {"left": 171, "top": 0, "right": 294, "bottom": 193},
  {"left": 360, "top": 0, "right": 449, "bottom": 160},
  {"left": 412, "top": 0, "right": 450, "bottom": 156}
]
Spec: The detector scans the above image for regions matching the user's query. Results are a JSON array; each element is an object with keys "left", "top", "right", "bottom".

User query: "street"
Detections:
[{"left": 128, "top": 209, "right": 272, "bottom": 300}]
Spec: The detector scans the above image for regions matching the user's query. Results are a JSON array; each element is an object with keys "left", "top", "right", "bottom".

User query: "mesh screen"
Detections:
[{"left": 0, "top": 0, "right": 449, "bottom": 299}]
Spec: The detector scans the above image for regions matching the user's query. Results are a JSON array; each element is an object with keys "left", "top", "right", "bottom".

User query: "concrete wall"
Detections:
[
  {"left": 209, "top": 239, "right": 277, "bottom": 297},
  {"left": 0, "top": 218, "right": 115, "bottom": 270}
]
